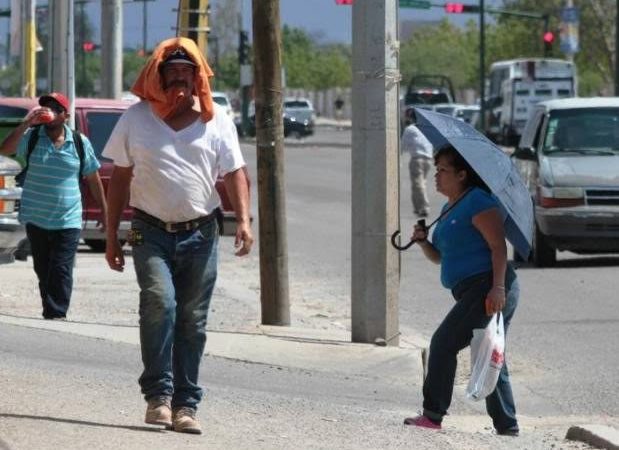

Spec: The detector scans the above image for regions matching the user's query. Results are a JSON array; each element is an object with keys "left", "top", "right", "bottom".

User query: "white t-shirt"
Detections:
[
  {"left": 102, "top": 101, "right": 245, "bottom": 222},
  {"left": 401, "top": 124, "right": 433, "bottom": 159}
]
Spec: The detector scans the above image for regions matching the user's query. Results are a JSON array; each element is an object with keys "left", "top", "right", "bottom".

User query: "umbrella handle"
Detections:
[
  {"left": 390, "top": 219, "right": 427, "bottom": 252},
  {"left": 390, "top": 230, "right": 417, "bottom": 251}
]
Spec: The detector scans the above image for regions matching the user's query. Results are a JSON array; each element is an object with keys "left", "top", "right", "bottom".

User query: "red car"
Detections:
[{"left": 0, "top": 97, "right": 247, "bottom": 252}]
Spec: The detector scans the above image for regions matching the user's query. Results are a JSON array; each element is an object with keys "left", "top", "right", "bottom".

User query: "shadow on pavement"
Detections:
[{"left": 0, "top": 413, "right": 163, "bottom": 434}]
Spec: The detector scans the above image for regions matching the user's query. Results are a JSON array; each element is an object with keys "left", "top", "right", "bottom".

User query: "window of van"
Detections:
[
  {"left": 0, "top": 105, "right": 28, "bottom": 118},
  {"left": 543, "top": 108, "right": 619, "bottom": 153},
  {"left": 84, "top": 111, "right": 124, "bottom": 160},
  {"left": 557, "top": 89, "right": 571, "bottom": 97},
  {"left": 516, "top": 89, "right": 530, "bottom": 96},
  {"left": 535, "top": 89, "right": 552, "bottom": 96}
]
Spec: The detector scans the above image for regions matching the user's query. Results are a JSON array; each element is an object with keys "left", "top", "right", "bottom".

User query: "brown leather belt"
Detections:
[{"left": 134, "top": 208, "right": 217, "bottom": 233}]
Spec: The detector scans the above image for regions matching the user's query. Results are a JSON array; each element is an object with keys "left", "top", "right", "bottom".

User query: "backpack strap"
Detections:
[
  {"left": 72, "top": 129, "right": 85, "bottom": 178},
  {"left": 24, "top": 125, "right": 41, "bottom": 169}
]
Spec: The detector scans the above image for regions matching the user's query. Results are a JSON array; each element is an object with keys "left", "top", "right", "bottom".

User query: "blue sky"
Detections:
[{"left": 0, "top": 0, "right": 505, "bottom": 49}]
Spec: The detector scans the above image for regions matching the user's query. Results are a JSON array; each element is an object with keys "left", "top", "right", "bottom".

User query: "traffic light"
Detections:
[
  {"left": 82, "top": 41, "right": 98, "bottom": 52},
  {"left": 444, "top": 3, "right": 480, "bottom": 13},
  {"left": 335, "top": 0, "right": 353, "bottom": 4},
  {"left": 238, "top": 30, "right": 250, "bottom": 65},
  {"left": 543, "top": 31, "right": 555, "bottom": 55}
]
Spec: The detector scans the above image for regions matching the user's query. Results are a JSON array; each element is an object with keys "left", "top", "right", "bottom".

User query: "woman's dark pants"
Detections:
[
  {"left": 26, "top": 223, "right": 81, "bottom": 319},
  {"left": 422, "top": 267, "right": 519, "bottom": 432}
]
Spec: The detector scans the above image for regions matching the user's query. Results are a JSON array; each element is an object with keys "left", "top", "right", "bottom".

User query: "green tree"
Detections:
[
  {"left": 281, "top": 26, "right": 351, "bottom": 89},
  {"left": 400, "top": 19, "right": 478, "bottom": 91},
  {"left": 122, "top": 51, "right": 149, "bottom": 91}
]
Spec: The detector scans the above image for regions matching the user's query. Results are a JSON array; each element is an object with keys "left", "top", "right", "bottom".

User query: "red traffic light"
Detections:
[
  {"left": 445, "top": 2, "right": 464, "bottom": 13},
  {"left": 543, "top": 31, "right": 555, "bottom": 43},
  {"left": 445, "top": 2, "right": 479, "bottom": 13},
  {"left": 335, "top": 0, "right": 353, "bottom": 4},
  {"left": 82, "top": 41, "right": 96, "bottom": 52}
]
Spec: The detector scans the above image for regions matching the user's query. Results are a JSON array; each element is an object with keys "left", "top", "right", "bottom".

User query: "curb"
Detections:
[
  {"left": 0, "top": 314, "right": 424, "bottom": 382},
  {"left": 566, "top": 424, "right": 619, "bottom": 449}
]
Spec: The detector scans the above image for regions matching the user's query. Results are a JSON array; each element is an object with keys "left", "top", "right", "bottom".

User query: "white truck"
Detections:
[{"left": 485, "top": 58, "right": 577, "bottom": 146}]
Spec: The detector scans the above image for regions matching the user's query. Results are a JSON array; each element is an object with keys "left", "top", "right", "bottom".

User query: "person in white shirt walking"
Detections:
[
  {"left": 103, "top": 37, "right": 253, "bottom": 435},
  {"left": 401, "top": 123, "right": 434, "bottom": 218}
]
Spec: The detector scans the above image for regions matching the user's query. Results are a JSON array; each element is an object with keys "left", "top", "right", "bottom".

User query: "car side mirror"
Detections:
[{"left": 512, "top": 146, "right": 536, "bottom": 160}]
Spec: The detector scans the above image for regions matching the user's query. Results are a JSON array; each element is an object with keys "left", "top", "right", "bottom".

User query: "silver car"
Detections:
[
  {"left": 512, "top": 97, "right": 619, "bottom": 266},
  {"left": 0, "top": 154, "right": 25, "bottom": 263}
]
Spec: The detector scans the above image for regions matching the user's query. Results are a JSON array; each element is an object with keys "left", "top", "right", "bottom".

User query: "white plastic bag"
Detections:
[{"left": 466, "top": 313, "right": 505, "bottom": 401}]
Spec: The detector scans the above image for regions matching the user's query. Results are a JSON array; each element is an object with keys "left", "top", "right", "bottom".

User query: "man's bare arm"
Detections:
[
  {"left": 105, "top": 165, "right": 132, "bottom": 271},
  {"left": 223, "top": 167, "right": 254, "bottom": 256}
]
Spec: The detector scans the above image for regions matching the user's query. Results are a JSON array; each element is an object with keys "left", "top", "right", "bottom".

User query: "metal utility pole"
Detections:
[
  {"left": 252, "top": 0, "right": 290, "bottom": 326},
  {"left": 21, "top": 0, "right": 36, "bottom": 97},
  {"left": 101, "top": 0, "right": 122, "bottom": 99},
  {"left": 47, "top": 0, "right": 75, "bottom": 127},
  {"left": 351, "top": 0, "right": 400, "bottom": 346},
  {"left": 479, "top": 0, "right": 486, "bottom": 131}
]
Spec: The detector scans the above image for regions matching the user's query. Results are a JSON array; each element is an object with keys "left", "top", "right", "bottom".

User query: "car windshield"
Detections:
[
  {"left": 543, "top": 108, "right": 619, "bottom": 155},
  {"left": 212, "top": 96, "right": 229, "bottom": 107},
  {"left": 284, "top": 100, "right": 311, "bottom": 109},
  {"left": 406, "top": 92, "right": 450, "bottom": 105},
  {"left": 84, "top": 111, "right": 124, "bottom": 161}
]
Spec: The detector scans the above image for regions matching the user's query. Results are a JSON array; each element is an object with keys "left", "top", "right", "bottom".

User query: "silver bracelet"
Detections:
[{"left": 493, "top": 285, "right": 505, "bottom": 290}]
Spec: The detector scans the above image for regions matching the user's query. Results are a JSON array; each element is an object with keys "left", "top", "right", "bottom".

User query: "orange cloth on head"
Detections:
[{"left": 131, "top": 37, "right": 214, "bottom": 123}]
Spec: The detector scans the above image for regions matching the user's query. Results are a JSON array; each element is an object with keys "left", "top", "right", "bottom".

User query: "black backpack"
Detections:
[{"left": 15, "top": 126, "right": 85, "bottom": 187}]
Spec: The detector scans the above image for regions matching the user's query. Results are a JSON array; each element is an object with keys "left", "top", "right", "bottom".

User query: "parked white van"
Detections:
[{"left": 512, "top": 97, "right": 619, "bottom": 266}]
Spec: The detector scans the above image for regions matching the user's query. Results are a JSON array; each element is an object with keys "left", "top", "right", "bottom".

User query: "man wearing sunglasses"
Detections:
[{"left": 0, "top": 92, "right": 108, "bottom": 320}]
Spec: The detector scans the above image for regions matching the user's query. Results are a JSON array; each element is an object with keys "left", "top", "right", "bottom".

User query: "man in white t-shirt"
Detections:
[
  {"left": 401, "top": 123, "right": 434, "bottom": 218},
  {"left": 103, "top": 38, "right": 253, "bottom": 435}
]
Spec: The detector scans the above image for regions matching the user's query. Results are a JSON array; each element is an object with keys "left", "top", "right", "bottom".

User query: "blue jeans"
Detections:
[
  {"left": 131, "top": 217, "right": 219, "bottom": 410},
  {"left": 26, "top": 223, "right": 81, "bottom": 319},
  {"left": 422, "top": 265, "right": 519, "bottom": 432}
]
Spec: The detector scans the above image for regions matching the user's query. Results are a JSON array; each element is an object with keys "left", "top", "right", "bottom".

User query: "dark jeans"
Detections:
[
  {"left": 422, "top": 265, "right": 519, "bottom": 432},
  {"left": 131, "top": 217, "right": 219, "bottom": 410},
  {"left": 26, "top": 223, "right": 81, "bottom": 319}
]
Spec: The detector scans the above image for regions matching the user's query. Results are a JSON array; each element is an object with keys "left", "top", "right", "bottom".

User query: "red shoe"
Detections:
[{"left": 403, "top": 415, "right": 442, "bottom": 429}]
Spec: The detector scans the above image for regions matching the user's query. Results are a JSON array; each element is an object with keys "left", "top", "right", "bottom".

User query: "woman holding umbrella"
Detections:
[{"left": 404, "top": 145, "right": 520, "bottom": 436}]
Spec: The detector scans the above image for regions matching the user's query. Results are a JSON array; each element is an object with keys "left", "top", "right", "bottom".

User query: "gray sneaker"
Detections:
[
  {"left": 172, "top": 406, "right": 202, "bottom": 434},
  {"left": 145, "top": 396, "right": 172, "bottom": 427}
]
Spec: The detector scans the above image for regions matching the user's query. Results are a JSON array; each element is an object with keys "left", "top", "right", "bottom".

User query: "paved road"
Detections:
[{"left": 0, "top": 322, "right": 594, "bottom": 450}]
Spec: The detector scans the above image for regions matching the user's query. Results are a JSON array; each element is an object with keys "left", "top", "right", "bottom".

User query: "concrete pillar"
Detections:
[
  {"left": 351, "top": 0, "right": 400, "bottom": 345},
  {"left": 101, "top": 0, "right": 123, "bottom": 99}
]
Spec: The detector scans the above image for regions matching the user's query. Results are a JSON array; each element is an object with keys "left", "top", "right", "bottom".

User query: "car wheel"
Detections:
[{"left": 532, "top": 225, "right": 556, "bottom": 267}]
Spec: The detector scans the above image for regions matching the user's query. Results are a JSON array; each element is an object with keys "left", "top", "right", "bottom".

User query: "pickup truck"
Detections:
[
  {"left": 0, "top": 97, "right": 248, "bottom": 257},
  {"left": 0, "top": 120, "right": 24, "bottom": 263}
]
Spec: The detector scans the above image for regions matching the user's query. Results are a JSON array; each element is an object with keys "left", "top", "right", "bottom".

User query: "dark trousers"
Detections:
[
  {"left": 422, "top": 266, "right": 519, "bottom": 432},
  {"left": 26, "top": 224, "right": 81, "bottom": 319}
]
